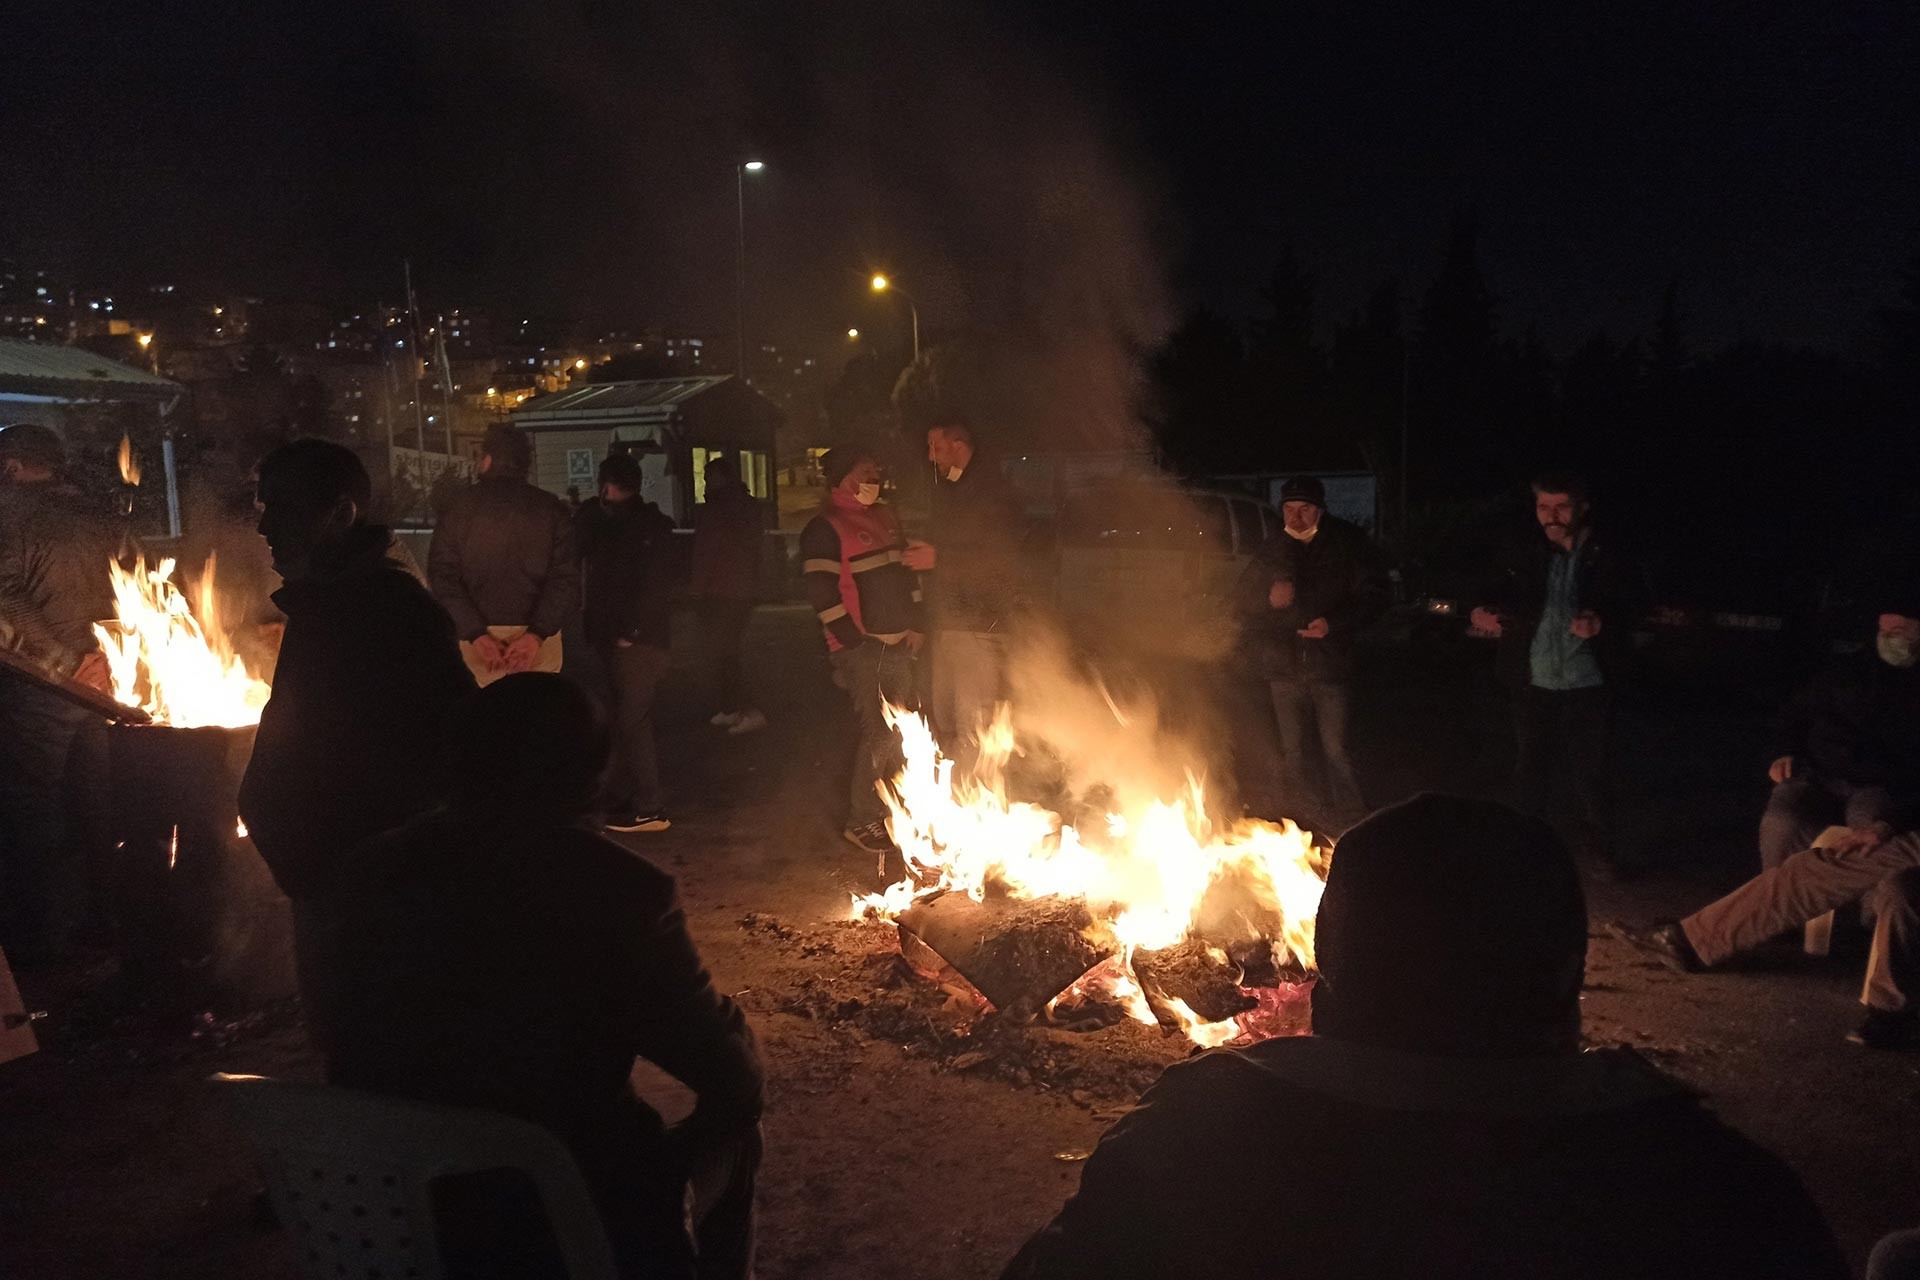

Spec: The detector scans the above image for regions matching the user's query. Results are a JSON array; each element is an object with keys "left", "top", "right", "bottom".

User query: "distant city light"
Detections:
[
  {"left": 871, "top": 274, "right": 889, "bottom": 292},
  {"left": 743, "top": 160, "right": 765, "bottom": 171},
  {"left": 486, "top": 386, "right": 497, "bottom": 396},
  {"left": 574, "top": 358, "right": 587, "bottom": 369},
  {"left": 136, "top": 333, "right": 153, "bottom": 348},
  {"left": 847, "top": 328, "right": 859, "bottom": 338}
]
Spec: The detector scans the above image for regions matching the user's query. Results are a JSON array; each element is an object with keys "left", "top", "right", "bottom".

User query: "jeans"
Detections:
[
  {"left": 931, "top": 629, "right": 1007, "bottom": 745},
  {"left": 1268, "top": 679, "right": 1365, "bottom": 836},
  {"left": 1682, "top": 831, "right": 1920, "bottom": 1013},
  {"left": 0, "top": 683, "right": 107, "bottom": 960},
  {"left": 698, "top": 598, "right": 757, "bottom": 715},
  {"left": 830, "top": 641, "right": 916, "bottom": 828},
  {"left": 1759, "top": 776, "right": 1897, "bottom": 870},
  {"left": 1513, "top": 685, "right": 1614, "bottom": 864},
  {"left": 602, "top": 642, "right": 671, "bottom": 813}
]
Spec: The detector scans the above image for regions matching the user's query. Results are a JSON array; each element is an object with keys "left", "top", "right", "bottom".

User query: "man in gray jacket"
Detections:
[{"left": 428, "top": 424, "right": 580, "bottom": 687}]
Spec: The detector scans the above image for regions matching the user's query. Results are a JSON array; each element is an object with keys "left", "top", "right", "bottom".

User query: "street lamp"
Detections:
[
  {"left": 869, "top": 274, "right": 920, "bottom": 363},
  {"left": 736, "top": 160, "right": 766, "bottom": 380},
  {"left": 846, "top": 328, "right": 860, "bottom": 339}
]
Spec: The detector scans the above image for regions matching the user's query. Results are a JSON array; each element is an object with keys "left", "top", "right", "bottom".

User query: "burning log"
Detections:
[
  {"left": 898, "top": 892, "right": 1114, "bottom": 1020},
  {"left": 1131, "top": 938, "right": 1258, "bottom": 1027},
  {"left": 107, "top": 723, "right": 294, "bottom": 1009}
]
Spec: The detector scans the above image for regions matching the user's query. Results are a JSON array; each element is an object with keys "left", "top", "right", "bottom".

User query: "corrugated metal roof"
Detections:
[
  {"left": 513, "top": 375, "right": 734, "bottom": 420},
  {"left": 0, "top": 339, "right": 181, "bottom": 400}
]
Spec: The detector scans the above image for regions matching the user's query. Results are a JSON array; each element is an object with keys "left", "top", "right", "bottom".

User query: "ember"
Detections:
[{"left": 853, "top": 699, "right": 1328, "bottom": 1046}]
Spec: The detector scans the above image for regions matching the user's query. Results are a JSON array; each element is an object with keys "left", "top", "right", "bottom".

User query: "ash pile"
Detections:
[{"left": 736, "top": 899, "right": 1312, "bottom": 1104}]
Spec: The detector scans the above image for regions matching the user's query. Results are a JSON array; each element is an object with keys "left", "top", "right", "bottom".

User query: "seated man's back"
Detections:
[
  {"left": 1005, "top": 794, "right": 1843, "bottom": 1280},
  {"left": 329, "top": 675, "right": 761, "bottom": 1279},
  {"left": 1004, "top": 1035, "right": 1841, "bottom": 1279}
]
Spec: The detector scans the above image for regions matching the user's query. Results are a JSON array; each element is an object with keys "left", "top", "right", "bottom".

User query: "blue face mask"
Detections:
[{"left": 1878, "top": 633, "right": 1918, "bottom": 669}]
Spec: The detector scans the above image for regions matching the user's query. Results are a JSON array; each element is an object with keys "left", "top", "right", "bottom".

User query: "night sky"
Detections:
[{"left": 7, "top": 1, "right": 1916, "bottom": 357}]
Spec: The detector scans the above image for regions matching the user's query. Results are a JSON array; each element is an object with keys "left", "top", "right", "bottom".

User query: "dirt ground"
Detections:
[{"left": 4, "top": 606, "right": 1918, "bottom": 1278}]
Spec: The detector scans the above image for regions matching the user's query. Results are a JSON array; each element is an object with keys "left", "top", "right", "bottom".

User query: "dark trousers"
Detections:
[
  {"left": 0, "top": 683, "right": 107, "bottom": 961},
  {"left": 602, "top": 642, "right": 671, "bottom": 814},
  {"left": 1513, "top": 684, "right": 1614, "bottom": 863},
  {"left": 830, "top": 641, "right": 916, "bottom": 828},
  {"left": 698, "top": 598, "right": 756, "bottom": 714},
  {"left": 1268, "top": 678, "right": 1365, "bottom": 836},
  {"left": 437, "top": 1118, "right": 762, "bottom": 1280}
]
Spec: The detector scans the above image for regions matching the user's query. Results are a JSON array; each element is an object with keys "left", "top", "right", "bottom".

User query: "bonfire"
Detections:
[
  {"left": 854, "top": 698, "right": 1330, "bottom": 1047},
  {"left": 92, "top": 554, "right": 270, "bottom": 729}
]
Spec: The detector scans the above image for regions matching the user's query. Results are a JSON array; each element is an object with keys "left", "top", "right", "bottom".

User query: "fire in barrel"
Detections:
[
  {"left": 855, "top": 703, "right": 1328, "bottom": 1047},
  {"left": 92, "top": 555, "right": 289, "bottom": 1007}
]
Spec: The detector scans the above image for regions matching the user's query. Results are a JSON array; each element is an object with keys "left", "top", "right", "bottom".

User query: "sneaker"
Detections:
[
  {"left": 607, "top": 811, "right": 671, "bottom": 833},
  {"left": 1846, "top": 1007, "right": 1918, "bottom": 1050},
  {"left": 710, "top": 711, "right": 742, "bottom": 729},
  {"left": 1605, "top": 920, "right": 1704, "bottom": 973},
  {"left": 727, "top": 708, "right": 768, "bottom": 736}
]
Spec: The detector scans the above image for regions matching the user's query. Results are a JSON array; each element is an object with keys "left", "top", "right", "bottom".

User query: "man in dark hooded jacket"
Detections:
[
  {"left": 238, "top": 439, "right": 474, "bottom": 1058},
  {"left": 1003, "top": 794, "right": 1845, "bottom": 1280}
]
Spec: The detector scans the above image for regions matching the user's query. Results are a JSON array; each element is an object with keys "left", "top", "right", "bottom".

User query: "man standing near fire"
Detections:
[
  {"left": 901, "top": 421, "right": 1024, "bottom": 750},
  {"left": 1470, "top": 471, "right": 1645, "bottom": 880},
  {"left": 240, "top": 439, "right": 474, "bottom": 1060},
  {"left": 1255, "top": 475, "right": 1387, "bottom": 838},
  {"left": 0, "top": 423, "right": 116, "bottom": 967},
  {"left": 801, "top": 448, "right": 923, "bottom": 874},
  {"left": 576, "top": 452, "right": 677, "bottom": 834},
  {"left": 429, "top": 423, "right": 579, "bottom": 687}
]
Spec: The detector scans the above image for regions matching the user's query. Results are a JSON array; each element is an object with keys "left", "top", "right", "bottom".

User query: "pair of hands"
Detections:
[
  {"left": 1268, "top": 580, "right": 1330, "bottom": 639},
  {"left": 472, "top": 632, "right": 543, "bottom": 672},
  {"left": 902, "top": 539, "right": 937, "bottom": 572},
  {"left": 1467, "top": 608, "right": 1602, "bottom": 640}
]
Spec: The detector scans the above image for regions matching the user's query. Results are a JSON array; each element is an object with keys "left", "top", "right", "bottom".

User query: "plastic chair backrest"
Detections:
[{"left": 212, "top": 1072, "right": 620, "bottom": 1280}]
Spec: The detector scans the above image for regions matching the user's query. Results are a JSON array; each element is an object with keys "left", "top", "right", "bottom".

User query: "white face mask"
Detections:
[
  {"left": 944, "top": 464, "right": 965, "bottom": 483},
  {"left": 1878, "top": 633, "right": 1918, "bottom": 669},
  {"left": 854, "top": 482, "right": 881, "bottom": 506}
]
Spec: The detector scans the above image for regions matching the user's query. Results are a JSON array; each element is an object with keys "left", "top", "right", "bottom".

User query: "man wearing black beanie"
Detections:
[{"left": 1004, "top": 794, "right": 1844, "bottom": 1280}]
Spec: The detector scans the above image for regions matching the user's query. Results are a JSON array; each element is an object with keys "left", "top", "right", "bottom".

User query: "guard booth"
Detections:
[
  {"left": 510, "top": 375, "right": 781, "bottom": 525},
  {"left": 0, "top": 339, "right": 185, "bottom": 538}
]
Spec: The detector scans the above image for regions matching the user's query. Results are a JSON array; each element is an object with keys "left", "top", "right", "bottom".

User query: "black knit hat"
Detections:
[
  {"left": 820, "top": 447, "right": 867, "bottom": 489},
  {"left": 1279, "top": 475, "right": 1326, "bottom": 508},
  {"left": 1312, "top": 793, "right": 1586, "bottom": 1058}
]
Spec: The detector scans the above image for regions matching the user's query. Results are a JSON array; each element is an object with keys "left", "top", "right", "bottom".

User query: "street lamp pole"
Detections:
[
  {"left": 735, "top": 160, "right": 765, "bottom": 381},
  {"left": 870, "top": 274, "right": 919, "bottom": 364}
]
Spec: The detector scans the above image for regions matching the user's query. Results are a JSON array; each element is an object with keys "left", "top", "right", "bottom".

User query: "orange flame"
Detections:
[
  {"left": 117, "top": 433, "right": 141, "bottom": 486},
  {"left": 92, "top": 555, "right": 269, "bottom": 728},
  {"left": 853, "top": 702, "right": 1327, "bottom": 1046}
]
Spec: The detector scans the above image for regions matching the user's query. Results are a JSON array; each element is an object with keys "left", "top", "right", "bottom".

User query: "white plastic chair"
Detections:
[{"left": 213, "top": 1072, "right": 620, "bottom": 1280}]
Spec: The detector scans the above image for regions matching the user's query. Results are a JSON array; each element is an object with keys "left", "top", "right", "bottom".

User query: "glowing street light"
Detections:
[
  {"left": 868, "top": 274, "right": 919, "bottom": 362},
  {"left": 742, "top": 160, "right": 765, "bottom": 173},
  {"left": 846, "top": 328, "right": 860, "bottom": 339},
  {"left": 136, "top": 332, "right": 153, "bottom": 348},
  {"left": 574, "top": 358, "right": 587, "bottom": 370}
]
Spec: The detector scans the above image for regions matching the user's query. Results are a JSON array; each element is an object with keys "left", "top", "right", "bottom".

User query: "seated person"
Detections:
[
  {"left": 1759, "top": 602, "right": 1920, "bottom": 869},
  {"left": 330, "top": 673, "right": 763, "bottom": 1279},
  {"left": 1615, "top": 825, "right": 1920, "bottom": 1049},
  {"left": 1003, "top": 794, "right": 1844, "bottom": 1280}
]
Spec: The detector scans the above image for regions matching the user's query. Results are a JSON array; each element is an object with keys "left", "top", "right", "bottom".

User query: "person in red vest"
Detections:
[{"left": 799, "top": 448, "right": 923, "bottom": 876}]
